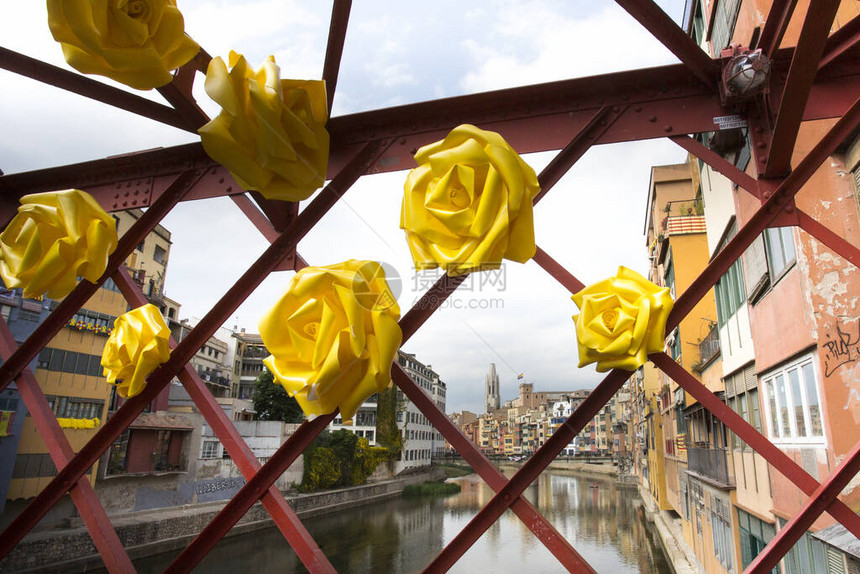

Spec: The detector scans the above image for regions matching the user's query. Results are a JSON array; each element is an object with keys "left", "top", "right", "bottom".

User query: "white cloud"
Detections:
[{"left": 460, "top": 3, "right": 682, "bottom": 93}]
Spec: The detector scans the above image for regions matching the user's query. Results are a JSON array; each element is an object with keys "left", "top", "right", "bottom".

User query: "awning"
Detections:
[{"left": 128, "top": 413, "right": 193, "bottom": 431}]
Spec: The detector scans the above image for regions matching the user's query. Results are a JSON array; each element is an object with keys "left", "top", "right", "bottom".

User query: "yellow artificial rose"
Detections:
[
  {"left": 47, "top": 0, "right": 200, "bottom": 90},
  {"left": 102, "top": 304, "right": 171, "bottom": 398},
  {"left": 259, "top": 260, "right": 402, "bottom": 421},
  {"left": 572, "top": 266, "right": 674, "bottom": 372},
  {"left": 0, "top": 190, "right": 118, "bottom": 299},
  {"left": 199, "top": 51, "right": 330, "bottom": 202},
  {"left": 400, "top": 124, "right": 540, "bottom": 275}
]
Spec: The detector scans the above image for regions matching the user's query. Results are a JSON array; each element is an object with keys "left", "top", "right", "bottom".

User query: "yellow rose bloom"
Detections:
[
  {"left": 572, "top": 267, "right": 674, "bottom": 372},
  {"left": 0, "top": 190, "right": 118, "bottom": 299},
  {"left": 259, "top": 260, "right": 402, "bottom": 421},
  {"left": 199, "top": 52, "right": 330, "bottom": 202},
  {"left": 47, "top": 0, "right": 200, "bottom": 90},
  {"left": 102, "top": 304, "right": 172, "bottom": 398},
  {"left": 401, "top": 124, "right": 540, "bottom": 275}
]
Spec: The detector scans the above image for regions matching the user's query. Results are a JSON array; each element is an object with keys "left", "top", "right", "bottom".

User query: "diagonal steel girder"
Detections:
[
  {"left": 615, "top": 0, "right": 717, "bottom": 88},
  {"left": 0, "top": 321, "right": 135, "bottom": 573},
  {"left": 652, "top": 354, "right": 860, "bottom": 539},
  {"left": 182, "top": 116, "right": 620, "bottom": 571},
  {"left": 0, "top": 140, "right": 391, "bottom": 559},
  {"left": 0, "top": 171, "right": 201, "bottom": 394},
  {"left": 762, "top": 0, "right": 842, "bottom": 177},
  {"left": 110, "top": 264, "right": 335, "bottom": 573}
]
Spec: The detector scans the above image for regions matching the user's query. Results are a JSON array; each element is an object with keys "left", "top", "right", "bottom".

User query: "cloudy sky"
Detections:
[{"left": 1, "top": 1, "right": 690, "bottom": 414}]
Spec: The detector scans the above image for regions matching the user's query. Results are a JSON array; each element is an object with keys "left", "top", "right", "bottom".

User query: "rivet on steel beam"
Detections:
[
  {"left": 219, "top": 178, "right": 225, "bottom": 184},
  {"left": 131, "top": 200, "right": 137, "bottom": 206},
  {"left": 122, "top": 201, "right": 128, "bottom": 207},
  {"left": 400, "top": 138, "right": 407, "bottom": 145},
  {"left": 649, "top": 116, "right": 657, "bottom": 123},
  {"left": 226, "top": 186, "right": 233, "bottom": 192},
  {"left": 785, "top": 204, "right": 795, "bottom": 213},
  {"left": 664, "top": 126, "right": 673, "bottom": 133},
  {"left": 634, "top": 106, "right": 642, "bottom": 113}
]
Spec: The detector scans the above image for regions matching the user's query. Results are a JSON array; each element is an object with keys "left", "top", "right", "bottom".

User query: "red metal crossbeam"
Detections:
[
  {"left": 532, "top": 106, "right": 624, "bottom": 204},
  {"left": 796, "top": 208, "right": 860, "bottom": 267},
  {"left": 0, "top": 322, "right": 135, "bottom": 573},
  {"left": 391, "top": 365, "right": 595, "bottom": 573},
  {"left": 746, "top": 439, "right": 860, "bottom": 573},
  {"left": 0, "top": 140, "right": 389, "bottom": 557},
  {"left": 763, "top": 0, "right": 841, "bottom": 177},
  {"left": 758, "top": 0, "right": 798, "bottom": 56},
  {"left": 820, "top": 15, "right": 860, "bottom": 70},
  {"left": 426, "top": 368, "right": 630, "bottom": 572},
  {"left": 323, "top": 0, "right": 353, "bottom": 114},
  {"left": 669, "top": 92, "right": 860, "bottom": 332},
  {"left": 532, "top": 246, "right": 586, "bottom": 293},
  {"left": 0, "top": 47, "right": 191, "bottom": 132},
  {"left": 165, "top": 413, "right": 337, "bottom": 573},
  {"left": 650, "top": 353, "right": 860, "bottom": 538},
  {"left": 0, "top": 170, "right": 200, "bottom": 393},
  {"left": 669, "top": 134, "right": 762, "bottom": 199},
  {"left": 615, "top": 0, "right": 718, "bottom": 88},
  {"left": 111, "top": 262, "right": 335, "bottom": 573}
]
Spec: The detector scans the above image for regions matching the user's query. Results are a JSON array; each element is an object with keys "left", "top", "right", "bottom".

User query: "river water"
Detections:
[{"left": 132, "top": 469, "right": 670, "bottom": 573}]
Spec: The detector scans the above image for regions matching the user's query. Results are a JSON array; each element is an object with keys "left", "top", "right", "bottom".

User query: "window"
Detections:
[
  {"left": 762, "top": 354, "right": 823, "bottom": 443},
  {"left": 764, "top": 227, "right": 796, "bottom": 281},
  {"left": 738, "top": 509, "right": 777, "bottom": 573},
  {"left": 778, "top": 518, "right": 826, "bottom": 574},
  {"left": 729, "top": 388, "right": 762, "bottom": 450},
  {"left": 201, "top": 440, "right": 221, "bottom": 459},
  {"left": 153, "top": 244, "right": 167, "bottom": 264},
  {"left": 715, "top": 223, "right": 746, "bottom": 327},
  {"left": 44, "top": 395, "right": 104, "bottom": 419},
  {"left": 711, "top": 498, "right": 735, "bottom": 572},
  {"left": 664, "top": 255, "right": 676, "bottom": 299}
]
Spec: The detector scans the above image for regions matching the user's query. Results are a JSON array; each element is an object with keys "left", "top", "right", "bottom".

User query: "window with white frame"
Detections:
[
  {"left": 761, "top": 354, "right": 824, "bottom": 443},
  {"left": 201, "top": 439, "right": 221, "bottom": 459}
]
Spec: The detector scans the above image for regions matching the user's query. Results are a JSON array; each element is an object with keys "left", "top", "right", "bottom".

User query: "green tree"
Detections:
[
  {"left": 252, "top": 369, "right": 304, "bottom": 423},
  {"left": 375, "top": 382, "right": 403, "bottom": 459}
]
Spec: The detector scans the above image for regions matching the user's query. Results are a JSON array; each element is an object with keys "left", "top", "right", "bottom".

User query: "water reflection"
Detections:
[{"left": 125, "top": 470, "right": 669, "bottom": 573}]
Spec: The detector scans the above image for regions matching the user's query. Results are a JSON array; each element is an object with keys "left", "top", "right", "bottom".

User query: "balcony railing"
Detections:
[
  {"left": 698, "top": 323, "right": 720, "bottom": 368},
  {"left": 687, "top": 445, "right": 733, "bottom": 486}
]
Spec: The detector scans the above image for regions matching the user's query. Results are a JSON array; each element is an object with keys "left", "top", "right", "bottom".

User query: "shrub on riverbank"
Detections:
[
  {"left": 403, "top": 481, "right": 461, "bottom": 497},
  {"left": 434, "top": 463, "right": 473, "bottom": 478}
]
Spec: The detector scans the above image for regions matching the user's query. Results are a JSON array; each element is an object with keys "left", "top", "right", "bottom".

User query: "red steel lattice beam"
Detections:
[
  {"left": 758, "top": 0, "right": 798, "bottom": 57},
  {"left": 1, "top": 4, "right": 859, "bottom": 572},
  {"left": 111, "top": 264, "right": 335, "bottom": 573},
  {"left": 762, "top": 0, "right": 841, "bottom": 177},
  {"left": 0, "top": 140, "right": 390, "bottom": 557},
  {"left": 746, "top": 439, "right": 860, "bottom": 573},
  {"left": 322, "top": 0, "right": 353, "bottom": 114},
  {"left": 0, "top": 323, "right": 135, "bottom": 573},
  {"left": 0, "top": 170, "right": 200, "bottom": 394},
  {"left": 615, "top": 0, "right": 718, "bottom": 88}
]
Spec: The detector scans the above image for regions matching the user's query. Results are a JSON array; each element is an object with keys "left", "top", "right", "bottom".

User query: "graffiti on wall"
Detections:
[{"left": 823, "top": 316, "right": 860, "bottom": 377}]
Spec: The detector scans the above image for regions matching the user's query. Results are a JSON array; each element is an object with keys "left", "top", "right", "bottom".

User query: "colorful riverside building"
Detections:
[
  {"left": 643, "top": 157, "right": 721, "bottom": 550},
  {"left": 660, "top": 0, "right": 860, "bottom": 572},
  {"left": 0, "top": 209, "right": 174, "bottom": 520}
]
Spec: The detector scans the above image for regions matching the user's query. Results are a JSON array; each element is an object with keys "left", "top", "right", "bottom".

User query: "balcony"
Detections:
[
  {"left": 687, "top": 445, "right": 733, "bottom": 487},
  {"left": 696, "top": 323, "right": 720, "bottom": 370}
]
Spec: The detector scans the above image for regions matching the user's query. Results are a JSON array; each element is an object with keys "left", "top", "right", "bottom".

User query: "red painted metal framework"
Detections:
[{"left": 0, "top": 0, "right": 859, "bottom": 572}]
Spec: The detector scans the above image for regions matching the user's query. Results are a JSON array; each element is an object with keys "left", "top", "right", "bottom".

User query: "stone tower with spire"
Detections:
[{"left": 485, "top": 363, "right": 500, "bottom": 413}]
